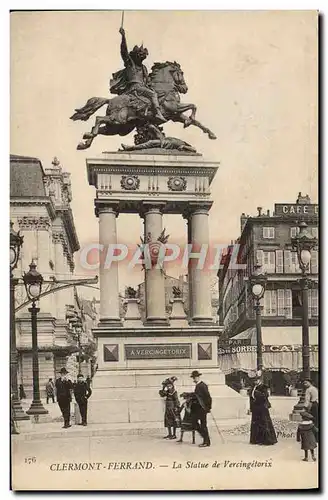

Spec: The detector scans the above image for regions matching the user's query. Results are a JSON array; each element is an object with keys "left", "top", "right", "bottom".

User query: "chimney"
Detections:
[
  {"left": 257, "top": 207, "right": 262, "bottom": 216},
  {"left": 240, "top": 213, "right": 248, "bottom": 232}
]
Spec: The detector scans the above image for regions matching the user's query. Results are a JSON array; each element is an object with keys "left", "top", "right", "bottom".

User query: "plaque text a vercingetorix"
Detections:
[{"left": 125, "top": 344, "right": 192, "bottom": 360}]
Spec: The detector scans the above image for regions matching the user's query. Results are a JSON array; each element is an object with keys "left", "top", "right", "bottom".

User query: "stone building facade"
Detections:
[
  {"left": 217, "top": 193, "right": 319, "bottom": 393},
  {"left": 10, "top": 154, "right": 93, "bottom": 397}
]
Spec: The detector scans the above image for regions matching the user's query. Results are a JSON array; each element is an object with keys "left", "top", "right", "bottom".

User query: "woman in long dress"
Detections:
[
  {"left": 159, "top": 379, "right": 180, "bottom": 439},
  {"left": 249, "top": 377, "right": 277, "bottom": 446}
]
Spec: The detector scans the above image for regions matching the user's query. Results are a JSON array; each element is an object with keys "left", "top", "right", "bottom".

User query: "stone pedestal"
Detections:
[
  {"left": 169, "top": 298, "right": 188, "bottom": 327},
  {"left": 124, "top": 299, "right": 142, "bottom": 327},
  {"left": 89, "top": 326, "right": 247, "bottom": 425},
  {"left": 87, "top": 152, "right": 245, "bottom": 426}
]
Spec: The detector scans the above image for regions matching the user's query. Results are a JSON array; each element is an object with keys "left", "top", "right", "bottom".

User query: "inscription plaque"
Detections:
[{"left": 125, "top": 343, "right": 192, "bottom": 360}]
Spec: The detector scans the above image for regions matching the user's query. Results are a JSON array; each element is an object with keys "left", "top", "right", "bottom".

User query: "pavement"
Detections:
[{"left": 11, "top": 415, "right": 319, "bottom": 491}]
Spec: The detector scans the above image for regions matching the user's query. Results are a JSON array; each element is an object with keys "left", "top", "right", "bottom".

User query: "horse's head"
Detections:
[
  {"left": 150, "top": 61, "right": 188, "bottom": 95},
  {"left": 169, "top": 61, "right": 188, "bottom": 94}
]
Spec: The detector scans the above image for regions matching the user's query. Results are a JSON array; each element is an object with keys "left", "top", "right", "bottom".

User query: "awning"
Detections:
[{"left": 218, "top": 326, "right": 318, "bottom": 375}]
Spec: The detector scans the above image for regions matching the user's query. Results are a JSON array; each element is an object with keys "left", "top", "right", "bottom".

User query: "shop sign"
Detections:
[
  {"left": 218, "top": 344, "right": 318, "bottom": 354},
  {"left": 274, "top": 203, "right": 318, "bottom": 216}
]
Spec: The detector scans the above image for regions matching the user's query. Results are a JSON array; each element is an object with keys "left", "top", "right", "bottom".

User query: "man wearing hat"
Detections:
[
  {"left": 190, "top": 370, "right": 212, "bottom": 447},
  {"left": 55, "top": 368, "right": 73, "bottom": 428}
]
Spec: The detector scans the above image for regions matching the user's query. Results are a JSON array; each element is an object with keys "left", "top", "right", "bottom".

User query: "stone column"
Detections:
[
  {"left": 142, "top": 203, "right": 168, "bottom": 325},
  {"left": 98, "top": 205, "right": 122, "bottom": 325},
  {"left": 188, "top": 204, "right": 213, "bottom": 324}
]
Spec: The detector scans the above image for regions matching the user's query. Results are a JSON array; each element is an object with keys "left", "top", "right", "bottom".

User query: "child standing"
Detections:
[
  {"left": 296, "top": 411, "right": 318, "bottom": 462},
  {"left": 159, "top": 377, "right": 180, "bottom": 439},
  {"left": 177, "top": 393, "right": 196, "bottom": 444}
]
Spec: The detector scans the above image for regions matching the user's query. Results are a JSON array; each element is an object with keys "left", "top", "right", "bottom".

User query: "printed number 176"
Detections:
[{"left": 25, "top": 457, "right": 36, "bottom": 464}]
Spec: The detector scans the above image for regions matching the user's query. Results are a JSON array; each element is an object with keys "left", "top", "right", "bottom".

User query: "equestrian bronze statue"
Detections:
[{"left": 70, "top": 28, "right": 216, "bottom": 151}]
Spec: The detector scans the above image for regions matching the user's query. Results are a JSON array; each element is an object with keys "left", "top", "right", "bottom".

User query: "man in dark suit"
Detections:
[
  {"left": 55, "top": 367, "right": 73, "bottom": 428},
  {"left": 190, "top": 370, "right": 212, "bottom": 447},
  {"left": 73, "top": 373, "right": 92, "bottom": 426}
]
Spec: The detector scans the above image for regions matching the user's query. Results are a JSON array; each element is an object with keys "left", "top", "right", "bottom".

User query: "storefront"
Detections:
[{"left": 218, "top": 326, "right": 318, "bottom": 395}]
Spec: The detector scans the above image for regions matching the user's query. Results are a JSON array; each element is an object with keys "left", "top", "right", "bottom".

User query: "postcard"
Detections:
[{"left": 10, "top": 10, "right": 318, "bottom": 491}]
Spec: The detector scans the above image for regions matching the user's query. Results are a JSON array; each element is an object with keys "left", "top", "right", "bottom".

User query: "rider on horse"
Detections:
[{"left": 110, "top": 28, "right": 166, "bottom": 124}]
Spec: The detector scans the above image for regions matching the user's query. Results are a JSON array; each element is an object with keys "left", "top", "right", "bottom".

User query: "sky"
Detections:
[{"left": 10, "top": 10, "right": 318, "bottom": 293}]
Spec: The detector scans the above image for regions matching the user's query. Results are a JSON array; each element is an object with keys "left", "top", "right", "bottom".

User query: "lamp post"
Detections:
[
  {"left": 249, "top": 262, "right": 267, "bottom": 372},
  {"left": 74, "top": 318, "right": 83, "bottom": 374},
  {"left": 10, "top": 221, "right": 29, "bottom": 422},
  {"left": 23, "top": 261, "right": 48, "bottom": 417},
  {"left": 290, "top": 221, "right": 317, "bottom": 419}
]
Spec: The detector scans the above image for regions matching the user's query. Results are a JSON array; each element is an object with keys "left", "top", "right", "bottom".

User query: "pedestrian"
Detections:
[
  {"left": 303, "top": 379, "right": 319, "bottom": 429},
  {"left": 11, "top": 394, "right": 19, "bottom": 435},
  {"left": 249, "top": 374, "right": 277, "bottom": 446},
  {"left": 19, "top": 384, "right": 26, "bottom": 400},
  {"left": 296, "top": 411, "right": 318, "bottom": 462},
  {"left": 159, "top": 377, "right": 180, "bottom": 439},
  {"left": 73, "top": 373, "right": 92, "bottom": 426},
  {"left": 46, "top": 378, "right": 55, "bottom": 404},
  {"left": 190, "top": 370, "right": 212, "bottom": 448},
  {"left": 177, "top": 392, "right": 196, "bottom": 444},
  {"left": 86, "top": 376, "right": 91, "bottom": 388},
  {"left": 55, "top": 368, "right": 73, "bottom": 428}
]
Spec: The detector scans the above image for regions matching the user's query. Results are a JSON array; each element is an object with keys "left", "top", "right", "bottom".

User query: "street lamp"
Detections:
[
  {"left": 290, "top": 221, "right": 317, "bottom": 417},
  {"left": 10, "top": 221, "right": 29, "bottom": 422},
  {"left": 74, "top": 318, "right": 83, "bottom": 373},
  {"left": 23, "top": 261, "right": 48, "bottom": 417},
  {"left": 250, "top": 262, "right": 267, "bottom": 372}
]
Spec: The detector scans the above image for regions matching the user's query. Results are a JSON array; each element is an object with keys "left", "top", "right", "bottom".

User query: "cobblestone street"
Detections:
[{"left": 12, "top": 426, "right": 318, "bottom": 491}]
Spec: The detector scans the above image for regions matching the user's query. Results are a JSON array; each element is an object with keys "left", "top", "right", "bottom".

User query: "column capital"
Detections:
[
  {"left": 183, "top": 201, "right": 213, "bottom": 219},
  {"left": 95, "top": 201, "right": 120, "bottom": 218},
  {"left": 139, "top": 201, "right": 166, "bottom": 218}
]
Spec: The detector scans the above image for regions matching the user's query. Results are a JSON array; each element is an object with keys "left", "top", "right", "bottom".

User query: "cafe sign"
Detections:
[
  {"left": 218, "top": 344, "right": 318, "bottom": 354},
  {"left": 125, "top": 343, "right": 192, "bottom": 360},
  {"left": 274, "top": 203, "right": 318, "bottom": 216}
]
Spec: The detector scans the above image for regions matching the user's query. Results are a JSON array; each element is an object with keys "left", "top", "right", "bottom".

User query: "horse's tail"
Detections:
[{"left": 70, "top": 97, "right": 109, "bottom": 121}]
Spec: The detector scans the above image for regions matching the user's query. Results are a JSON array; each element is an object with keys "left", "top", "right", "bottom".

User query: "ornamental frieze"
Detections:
[
  {"left": 167, "top": 176, "right": 187, "bottom": 191},
  {"left": 17, "top": 216, "right": 51, "bottom": 231},
  {"left": 120, "top": 175, "right": 140, "bottom": 190}
]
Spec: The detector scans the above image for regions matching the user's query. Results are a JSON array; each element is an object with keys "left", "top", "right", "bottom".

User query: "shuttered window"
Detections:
[
  {"left": 263, "top": 290, "right": 277, "bottom": 316},
  {"left": 262, "top": 251, "right": 275, "bottom": 273},
  {"left": 263, "top": 227, "right": 275, "bottom": 239},
  {"left": 284, "top": 250, "right": 291, "bottom": 273},
  {"left": 284, "top": 289, "right": 292, "bottom": 319},
  {"left": 276, "top": 250, "right": 284, "bottom": 273},
  {"left": 310, "top": 250, "right": 318, "bottom": 274},
  {"left": 309, "top": 289, "right": 318, "bottom": 317},
  {"left": 256, "top": 250, "right": 264, "bottom": 267}
]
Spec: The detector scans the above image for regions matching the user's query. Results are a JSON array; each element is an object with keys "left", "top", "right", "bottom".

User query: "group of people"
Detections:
[
  {"left": 159, "top": 370, "right": 212, "bottom": 448},
  {"left": 159, "top": 370, "right": 319, "bottom": 461},
  {"left": 55, "top": 368, "right": 92, "bottom": 428},
  {"left": 45, "top": 375, "right": 92, "bottom": 405},
  {"left": 249, "top": 374, "right": 319, "bottom": 461}
]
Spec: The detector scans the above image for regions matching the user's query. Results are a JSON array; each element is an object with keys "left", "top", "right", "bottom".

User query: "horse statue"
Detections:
[{"left": 70, "top": 61, "right": 216, "bottom": 150}]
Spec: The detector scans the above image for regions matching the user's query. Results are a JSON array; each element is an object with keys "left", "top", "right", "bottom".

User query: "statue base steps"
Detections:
[{"left": 89, "top": 368, "right": 248, "bottom": 425}]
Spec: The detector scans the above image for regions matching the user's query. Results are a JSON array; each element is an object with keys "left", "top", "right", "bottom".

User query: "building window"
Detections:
[
  {"left": 263, "top": 227, "right": 275, "bottom": 239},
  {"left": 276, "top": 250, "right": 284, "bottom": 273},
  {"left": 309, "top": 289, "right": 318, "bottom": 317},
  {"left": 263, "top": 290, "right": 277, "bottom": 316},
  {"left": 257, "top": 250, "right": 276, "bottom": 272},
  {"left": 290, "top": 227, "right": 300, "bottom": 238},
  {"left": 277, "top": 289, "right": 292, "bottom": 318},
  {"left": 284, "top": 250, "right": 301, "bottom": 273},
  {"left": 310, "top": 250, "right": 318, "bottom": 274},
  {"left": 291, "top": 290, "right": 302, "bottom": 319}
]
